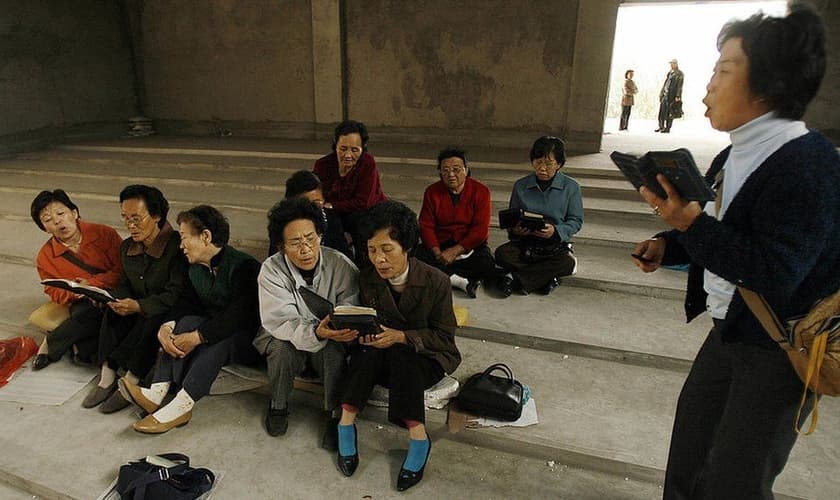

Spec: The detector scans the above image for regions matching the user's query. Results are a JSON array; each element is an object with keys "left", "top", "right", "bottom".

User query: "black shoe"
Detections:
[
  {"left": 499, "top": 275, "right": 514, "bottom": 298},
  {"left": 266, "top": 405, "right": 289, "bottom": 437},
  {"left": 661, "top": 129, "right": 670, "bottom": 133},
  {"left": 539, "top": 277, "right": 561, "bottom": 295},
  {"left": 99, "top": 390, "right": 131, "bottom": 414},
  {"left": 655, "top": 127, "right": 662, "bottom": 132},
  {"left": 397, "top": 437, "right": 432, "bottom": 492},
  {"left": 32, "top": 354, "right": 52, "bottom": 371},
  {"left": 465, "top": 279, "right": 480, "bottom": 299},
  {"left": 321, "top": 415, "right": 340, "bottom": 451},
  {"left": 337, "top": 424, "right": 359, "bottom": 477}
]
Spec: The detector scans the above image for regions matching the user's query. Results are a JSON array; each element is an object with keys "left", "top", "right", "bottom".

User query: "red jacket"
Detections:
[
  {"left": 418, "top": 177, "right": 491, "bottom": 251},
  {"left": 313, "top": 152, "right": 387, "bottom": 214},
  {"left": 36, "top": 220, "right": 123, "bottom": 304}
]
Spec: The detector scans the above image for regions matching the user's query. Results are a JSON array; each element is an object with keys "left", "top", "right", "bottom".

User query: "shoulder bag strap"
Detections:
[
  {"left": 123, "top": 463, "right": 191, "bottom": 500},
  {"left": 736, "top": 287, "right": 790, "bottom": 346},
  {"left": 59, "top": 251, "right": 106, "bottom": 276}
]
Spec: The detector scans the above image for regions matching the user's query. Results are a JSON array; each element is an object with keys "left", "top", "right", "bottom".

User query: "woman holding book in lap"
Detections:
[
  {"left": 336, "top": 201, "right": 460, "bottom": 491},
  {"left": 495, "top": 136, "right": 583, "bottom": 296},
  {"left": 30, "top": 190, "right": 123, "bottom": 370}
]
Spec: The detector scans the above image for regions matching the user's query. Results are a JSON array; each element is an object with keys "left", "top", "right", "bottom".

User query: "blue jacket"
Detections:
[{"left": 508, "top": 172, "right": 583, "bottom": 242}]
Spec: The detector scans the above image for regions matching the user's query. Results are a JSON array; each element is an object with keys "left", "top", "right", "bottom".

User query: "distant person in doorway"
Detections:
[
  {"left": 656, "top": 59, "right": 684, "bottom": 133},
  {"left": 416, "top": 147, "right": 495, "bottom": 298},
  {"left": 619, "top": 69, "right": 638, "bottom": 131},
  {"left": 632, "top": 5, "right": 840, "bottom": 498}
]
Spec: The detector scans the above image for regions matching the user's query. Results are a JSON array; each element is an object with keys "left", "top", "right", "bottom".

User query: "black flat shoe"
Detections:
[
  {"left": 32, "top": 354, "right": 52, "bottom": 371},
  {"left": 465, "top": 279, "right": 480, "bottom": 299},
  {"left": 499, "top": 275, "right": 513, "bottom": 298},
  {"left": 397, "top": 437, "right": 432, "bottom": 492},
  {"left": 539, "top": 277, "right": 561, "bottom": 295},
  {"left": 337, "top": 424, "right": 359, "bottom": 477},
  {"left": 321, "top": 415, "right": 340, "bottom": 451},
  {"left": 266, "top": 405, "right": 289, "bottom": 437}
]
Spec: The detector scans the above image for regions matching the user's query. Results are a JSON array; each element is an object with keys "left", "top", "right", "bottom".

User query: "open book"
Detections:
[
  {"left": 298, "top": 287, "right": 382, "bottom": 336},
  {"left": 498, "top": 208, "right": 558, "bottom": 232},
  {"left": 41, "top": 279, "right": 115, "bottom": 303},
  {"left": 610, "top": 148, "right": 715, "bottom": 203}
]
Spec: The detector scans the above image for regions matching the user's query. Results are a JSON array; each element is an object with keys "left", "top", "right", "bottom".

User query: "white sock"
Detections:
[
  {"left": 142, "top": 382, "right": 170, "bottom": 405},
  {"left": 38, "top": 339, "right": 49, "bottom": 355},
  {"left": 99, "top": 365, "right": 116, "bottom": 388},
  {"left": 124, "top": 371, "right": 139, "bottom": 385},
  {"left": 450, "top": 273, "right": 469, "bottom": 291},
  {"left": 152, "top": 389, "right": 194, "bottom": 423}
]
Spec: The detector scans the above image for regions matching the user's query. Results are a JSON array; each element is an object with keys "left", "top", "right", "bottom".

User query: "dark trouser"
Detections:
[
  {"left": 99, "top": 310, "right": 165, "bottom": 379},
  {"left": 339, "top": 211, "right": 371, "bottom": 268},
  {"left": 663, "top": 324, "right": 812, "bottom": 500},
  {"left": 46, "top": 301, "right": 103, "bottom": 363},
  {"left": 494, "top": 240, "right": 577, "bottom": 292},
  {"left": 268, "top": 209, "right": 351, "bottom": 260},
  {"left": 151, "top": 316, "right": 235, "bottom": 401},
  {"left": 342, "top": 343, "right": 444, "bottom": 426},
  {"left": 619, "top": 105, "right": 632, "bottom": 130},
  {"left": 658, "top": 98, "right": 674, "bottom": 131},
  {"left": 259, "top": 337, "right": 347, "bottom": 411},
  {"left": 414, "top": 242, "right": 496, "bottom": 281}
]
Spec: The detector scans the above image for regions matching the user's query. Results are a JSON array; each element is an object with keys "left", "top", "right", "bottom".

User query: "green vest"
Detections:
[{"left": 188, "top": 246, "right": 256, "bottom": 312}]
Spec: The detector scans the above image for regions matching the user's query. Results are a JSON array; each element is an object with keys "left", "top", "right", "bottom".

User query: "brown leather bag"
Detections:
[{"left": 739, "top": 287, "right": 840, "bottom": 434}]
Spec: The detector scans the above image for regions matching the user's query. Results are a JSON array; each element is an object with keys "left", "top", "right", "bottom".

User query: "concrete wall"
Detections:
[
  {"left": 804, "top": 0, "right": 839, "bottom": 142},
  {"left": 0, "top": 1, "right": 135, "bottom": 137}
]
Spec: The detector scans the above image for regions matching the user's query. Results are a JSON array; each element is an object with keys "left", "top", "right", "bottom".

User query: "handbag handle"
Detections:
[
  {"left": 481, "top": 363, "right": 515, "bottom": 381},
  {"left": 157, "top": 453, "right": 191, "bottom": 467},
  {"left": 123, "top": 462, "right": 191, "bottom": 500}
]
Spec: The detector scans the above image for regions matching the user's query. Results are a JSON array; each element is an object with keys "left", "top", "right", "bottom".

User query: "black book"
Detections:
[
  {"left": 297, "top": 287, "right": 382, "bottom": 336},
  {"left": 610, "top": 148, "right": 715, "bottom": 203},
  {"left": 498, "top": 208, "right": 559, "bottom": 232},
  {"left": 40, "top": 279, "right": 115, "bottom": 303},
  {"left": 298, "top": 286, "right": 334, "bottom": 320}
]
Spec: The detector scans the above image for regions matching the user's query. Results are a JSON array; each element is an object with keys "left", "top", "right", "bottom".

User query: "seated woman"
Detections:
[
  {"left": 31, "top": 189, "right": 123, "bottom": 369},
  {"left": 83, "top": 185, "right": 187, "bottom": 413},
  {"left": 313, "top": 120, "right": 387, "bottom": 265},
  {"left": 336, "top": 201, "right": 461, "bottom": 492},
  {"left": 121, "top": 205, "right": 262, "bottom": 433},
  {"left": 495, "top": 136, "right": 583, "bottom": 296}
]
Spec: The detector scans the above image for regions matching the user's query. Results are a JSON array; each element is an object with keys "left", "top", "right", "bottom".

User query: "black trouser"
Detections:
[
  {"left": 99, "top": 310, "right": 165, "bottom": 379},
  {"left": 663, "top": 323, "right": 813, "bottom": 500},
  {"left": 619, "top": 105, "right": 632, "bottom": 130},
  {"left": 495, "top": 240, "right": 576, "bottom": 292},
  {"left": 268, "top": 209, "right": 351, "bottom": 260},
  {"left": 46, "top": 301, "right": 103, "bottom": 363},
  {"left": 339, "top": 211, "right": 371, "bottom": 268},
  {"left": 658, "top": 98, "right": 674, "bottom": 131},
  {"left": 342, "top": 343, "right": 444, "bottom": 426},
  {"left": 414, "top": 241, "right": 496, "bottom": 281}
]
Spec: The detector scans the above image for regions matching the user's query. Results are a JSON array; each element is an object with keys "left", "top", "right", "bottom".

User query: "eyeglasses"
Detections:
[
  {"left": 121, "top": 214, "right": 150, "bottom": 228},
  {"left": 440, "top": 166, "right": 466, "bottom": 175},
  {"left": 533, "top": 158, "right": 558, "bottom": 169},
  {"left": 284, "top": 233, "right": 321, "bottom": 251}
]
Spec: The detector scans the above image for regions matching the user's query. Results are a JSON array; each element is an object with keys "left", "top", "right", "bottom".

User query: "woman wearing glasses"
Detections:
[
  {"left": 83, "top": 185, "right": 187, "bottom": 413},
  {"left": 496, "top": 136, "right": 583, "bottom": 296}
]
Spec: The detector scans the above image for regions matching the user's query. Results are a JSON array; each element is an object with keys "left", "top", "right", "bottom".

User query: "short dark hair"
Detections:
[
  {"left": 331, "top": 120, "right": 370, "bottom": 151},
  {"left": 176, "top": 205, "right": 230, "bottom": 247},
  {"left": 529, "top": 136, "right": 566, "bottom": 167},
  {"left": 285, "top": 170, "right": 323, "bottom": 199},
  {"left": 625, "top": 69, "right": 634, "bottom": 79},
  {"left": 119, "top": 185, "right": 169, "bottom": 228},
  {"left": 437, "top": 147, "right": 468, "bottom": 170},
  {"left": 30, "top": 189, "right": 79, "bottom": 231},
  {"left": 360, "top": 201, "right": 419, "bottom": 253},
  {"left": 267, "top": 197, "right": 328, "bottom": 248},
  {"left": 717, "top": 3, "right": 826, "bottom": 120}
]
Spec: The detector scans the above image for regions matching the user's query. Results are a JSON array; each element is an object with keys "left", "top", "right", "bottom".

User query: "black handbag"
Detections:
[
  {"left": 116, "top": 453, "right": 215, "bottom": 500},
  {"left": 456, "top": 363, "right": 525, "bottom": 421}
]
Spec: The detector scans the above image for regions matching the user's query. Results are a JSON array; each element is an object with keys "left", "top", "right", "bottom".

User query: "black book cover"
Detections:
[{"left": 610, "top": 148, "right": 715, "bottom": 203}]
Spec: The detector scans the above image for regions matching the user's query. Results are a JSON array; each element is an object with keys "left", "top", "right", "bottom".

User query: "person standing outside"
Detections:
[
  {"left": 619, "top": 69, "right": 638, "bottom": 131},
  {"left": 656, "top": 59, "right": 684, "bottom": 133},
  {"left": 632, "top": 6, "right": 840, "bottom": 498}
]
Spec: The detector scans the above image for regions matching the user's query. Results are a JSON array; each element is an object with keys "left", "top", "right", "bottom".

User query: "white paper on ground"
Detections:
[
  {"left": 0, "top": 358, "right": 96, "bottom": 405},
  {"left": 471, "top": 398, "right": 538, "bottom": 428}
]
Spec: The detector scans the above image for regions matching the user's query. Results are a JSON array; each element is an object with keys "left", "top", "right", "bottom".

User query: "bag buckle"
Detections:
[{"left": 158, "top": 468, "right": 170, "bottom": 481}]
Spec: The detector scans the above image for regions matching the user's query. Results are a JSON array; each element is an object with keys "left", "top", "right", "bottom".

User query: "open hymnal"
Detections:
[
  {"left": 40, "top": 279, "right": 115, "bottom": 303},
  {"left": 498, "top": 208, "right": 558, "bottom": 232},
  {"left": 297, "top": 287, "right": 382, "bottom": 336}
]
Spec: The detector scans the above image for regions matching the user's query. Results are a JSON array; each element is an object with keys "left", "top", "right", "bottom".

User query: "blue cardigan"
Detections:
[{"left": 661, "top": 131, "right": 840, "bottom": 346}]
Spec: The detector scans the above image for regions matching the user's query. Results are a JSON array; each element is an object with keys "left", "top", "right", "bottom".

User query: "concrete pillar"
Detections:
[
  {"left": 310, "top": 0, "right": 343, "bottom": 135},
  {"left": 804, "top": 0, "right": 839, "bottom": 144}
]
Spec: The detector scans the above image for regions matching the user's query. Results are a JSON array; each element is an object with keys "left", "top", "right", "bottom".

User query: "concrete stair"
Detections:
[{"left": 0, "top": 135, "right": 835, "bottom": 499}]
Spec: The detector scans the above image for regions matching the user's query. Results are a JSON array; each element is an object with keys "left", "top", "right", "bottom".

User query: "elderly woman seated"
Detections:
[
  {"left": 31, "top": 189, "right": 123, "bottom": 370},
  {"left": 335, "top": 201, "right": 461, "bottom": 492},
  {"left": 120, "top": 205, "right": 262, "bottom": 433}
]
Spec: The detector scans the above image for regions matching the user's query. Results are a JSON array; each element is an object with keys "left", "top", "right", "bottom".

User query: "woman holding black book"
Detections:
[
  {"left": 495, "top": 136, "right": 583, "bottom": 296},
  {"left": 335, "top": 201, "right": 460, "bottom": 491}
]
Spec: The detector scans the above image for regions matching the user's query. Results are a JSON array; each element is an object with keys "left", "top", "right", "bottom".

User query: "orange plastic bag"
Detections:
[{"left": 0, "top": 337, "right": 38, "bottom": 388}]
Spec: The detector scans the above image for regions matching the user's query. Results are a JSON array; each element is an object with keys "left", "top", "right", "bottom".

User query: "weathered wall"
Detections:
[
  {"left": 344, "top": 0, "right": 593, "bottom": 148},
  {"left": 804, "top": 0, "right": 839, "bottom": 143},
  {"left": 0, "top": 1, "right": 135, "bottom": 137},
  {"left": 141, "top": 0, "right": 315, "bottom": 127}
]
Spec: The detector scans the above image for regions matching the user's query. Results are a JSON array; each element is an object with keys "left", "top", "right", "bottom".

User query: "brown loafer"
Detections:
[
  {"left": 133, "top": 410, "right": 192, "bottom": 434},
  {"left": 119, "top": 378, "right": 160, "bottom": 414},
  {"left": 82, "top": 380, "right": 117, "bottom": 408},
  {"left": 99, "top": 390, "right": 131, "bottom": 414}
]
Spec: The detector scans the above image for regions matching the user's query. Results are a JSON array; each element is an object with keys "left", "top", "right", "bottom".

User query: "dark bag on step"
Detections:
[
  {"left": 457, "top": 363, "right": 524, "bottom": 421},
  {"left": 116, "top": 453, "right": 215, "bottom": 500}
]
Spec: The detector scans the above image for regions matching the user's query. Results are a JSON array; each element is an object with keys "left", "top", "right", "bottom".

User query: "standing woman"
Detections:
[
  {"left": 619, "top": 69, "right": 638, "bottom": 131},
  {"left": 336, "top": 201, "right": 460, "bottom": 491},
  {"left": 83, "top": 185, "right": 187, "bottom": 413},
  {"left": 31, "top": 190, "right": 123, "bottom": 369},
  {"left": 313, "top": 120, "right": 387, "bottom": 265}
]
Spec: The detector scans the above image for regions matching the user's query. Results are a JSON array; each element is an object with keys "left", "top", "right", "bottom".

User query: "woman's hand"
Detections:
[
  {"left": 511, "top": 223, "right": 530, "bottom": 236},
  {"left": 640, "top": 175, "right": 702, "bottom": 232},
  {"left": 632, "top": 238, "right": 666, "bottom": 273},
  {"left": 157, "top": 324, "right": 184, "bottom": 358},
  {"left": 533, "top": 224, "right": 555, "bottom": 239},
  {"left": 359, "top": 326, "right": 406, "bottom": 349},
  {"left": 316, "top": 316, "right": 358, "bottom": 343},
  {"left": 439, "top": 245, "right": 464, "bottom": 265},
  {"left": 172, "top": 331, "right": 202, "bottom": 357},
  {"left": 108, "top": 298, "right": 141, "bottom": 316}
]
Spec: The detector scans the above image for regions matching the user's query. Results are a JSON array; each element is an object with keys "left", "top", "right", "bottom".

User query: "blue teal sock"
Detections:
[
  {"left": 403, "top": 437, "right": 431, "bottom": 472},
  {"left": 338, "top": 424, "right": 356, "bottom": 456}
]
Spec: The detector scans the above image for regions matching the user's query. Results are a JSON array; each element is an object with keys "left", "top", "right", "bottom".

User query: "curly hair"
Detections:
[
  {"left": 176, "top": 205, "right": 230, "bottom": 247},
  {"left": 119, "top": 185, "right": 169, "bottom": 228},
  {"left": 359, "top": 201, "right": 419, "bottom": 253},
  {"left": 267, "top": 197, "right": 328, "bottom": 250}
]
